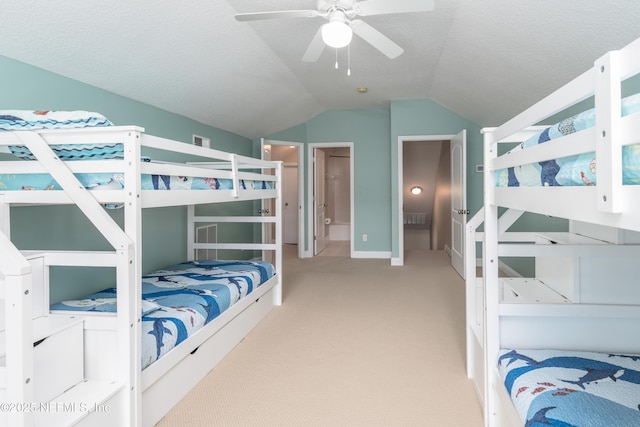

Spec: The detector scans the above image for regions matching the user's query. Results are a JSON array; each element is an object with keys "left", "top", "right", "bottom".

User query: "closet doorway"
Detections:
[
  {"left": 396, "top": 131, "right": 467, "bottom": 277},
  {"left": 262, "top": 139, "right": 304, "bottom": 259},
  {"left": 307, "top": 143, "right": 354, "bottom": 258},
  {"left": 402, "top": 139, "right": 450, "bottom": 252}
]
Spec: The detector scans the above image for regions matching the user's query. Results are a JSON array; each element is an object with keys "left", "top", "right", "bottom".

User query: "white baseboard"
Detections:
[{"left": 352, "top": 251, "right": 391, "bottom": 259}]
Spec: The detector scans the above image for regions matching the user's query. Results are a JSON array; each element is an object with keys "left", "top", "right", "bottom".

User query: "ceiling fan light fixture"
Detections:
[{"left": 321, "top": 20, "right": 353, "bottom": 48}]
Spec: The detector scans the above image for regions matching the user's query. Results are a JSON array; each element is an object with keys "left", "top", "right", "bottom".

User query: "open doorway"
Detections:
[
  {"left": 396, "top": 131, "right": 466, "bottom": 275},
  {"left": 263, "top": 139, "right": 304, "bottom": 259},
  {"left": 402, "top": 139, "right": 451, "bottom": 252},
  {"left": 307, "top": 143, "right": 354, "bottom": 258}
]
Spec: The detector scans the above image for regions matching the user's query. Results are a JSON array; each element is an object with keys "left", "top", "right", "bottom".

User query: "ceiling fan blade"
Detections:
[
  {"left": 353, "top": 0, "right": 434, "bottom": 16},
  {"left": 235, "top": 10, "right": 320, "bottom": 22},
  {"left": 302, "top": 28, "right": 326, "bottom": 62},
  {"left": 351, "top": 20, "right": 404, "bottom": 59}
]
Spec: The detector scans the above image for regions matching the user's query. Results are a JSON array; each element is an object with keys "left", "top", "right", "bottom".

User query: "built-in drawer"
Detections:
[
  {"left": 33, "top": 319, "right": 84, "bottom": 403},
  {"left": 0, "top": 317, "right": 84, "bottom": 403},
  {"left": 33, "top": 318, "right": 84, "bottom": 402}
]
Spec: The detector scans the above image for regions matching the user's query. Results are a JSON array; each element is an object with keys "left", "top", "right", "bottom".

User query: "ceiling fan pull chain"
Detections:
[
  {"left": 335, "top": 48, "right": 339, "bottom": 69},
  {"left": 347, "top": 44, "right": 351, "bottom": 76}
]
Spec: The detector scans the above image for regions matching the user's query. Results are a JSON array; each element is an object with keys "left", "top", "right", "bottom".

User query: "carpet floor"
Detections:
[{"left": 155, "top": 246, "right": 484, "bottom": 426}]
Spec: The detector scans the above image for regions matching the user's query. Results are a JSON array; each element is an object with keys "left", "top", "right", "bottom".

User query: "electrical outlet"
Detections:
[{"left": 362, "top": 233, "right": 367, "bottom": 242}]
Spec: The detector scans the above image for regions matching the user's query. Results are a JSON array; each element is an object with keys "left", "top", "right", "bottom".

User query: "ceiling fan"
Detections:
[{"left": 235, "top": 0, "right": 435, "bottom": 62}]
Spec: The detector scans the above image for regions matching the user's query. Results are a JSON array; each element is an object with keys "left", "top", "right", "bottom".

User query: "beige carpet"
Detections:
[{"left": 156, "top": 247, "right": 484, "bottom": 427}]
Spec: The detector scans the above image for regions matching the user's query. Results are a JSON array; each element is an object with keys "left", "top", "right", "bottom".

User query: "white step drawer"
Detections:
[{"left": 33, "top": 320, "right": 84, "bottom": 403}]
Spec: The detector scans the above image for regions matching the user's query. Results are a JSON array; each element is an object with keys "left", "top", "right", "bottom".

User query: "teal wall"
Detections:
[
  {"left": 2, "top": 55, "right": 491, "bottom": 289},
  {"left": 390, "top": 99, "right": 483, "bottom": 259},
  {"left": 307, "top": 109, "right": 392, "bottom": 252},
  {"left": 267, "top": 101, "right": 486, "bottom": 257},
  {"left": 0, "top": 56, "right": 256, "bottom": 301}
]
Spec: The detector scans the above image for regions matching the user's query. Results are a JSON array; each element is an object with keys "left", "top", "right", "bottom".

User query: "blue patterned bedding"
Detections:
[
  {"left": 495, "top": 93, "right": 640, "bottom": 187},
  {"left": 498, "top": 348, "right": 640, "bottom": 426},
  {"left": 0, "top": 110, "right": 112, "bottom": 131},
  {"left": 50, "top": 259, "right": 275, "bottom": 369},
  {"left": 0, "top": 110, "right": 274, "bottom": 203},
  {"left": 0, "top": 172, "right": 273, "bottom": 192}
]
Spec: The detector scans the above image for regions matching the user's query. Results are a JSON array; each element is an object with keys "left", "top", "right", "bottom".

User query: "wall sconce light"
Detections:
[{"left": 410, "top": 186, "right": 422, "bottom": 195}]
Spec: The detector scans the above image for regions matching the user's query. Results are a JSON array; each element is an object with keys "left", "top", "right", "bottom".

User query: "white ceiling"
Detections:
[{"left": 0, "top": 1, "right": 639, "bottom": 139}]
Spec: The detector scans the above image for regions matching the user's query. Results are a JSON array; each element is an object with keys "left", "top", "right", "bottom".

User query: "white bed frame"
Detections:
[
  {"left": 466, "top": 36, "right": 640, "bottom": 427},
  {"left": 0, "top": 126, "right": 282, "bottom": 427}
]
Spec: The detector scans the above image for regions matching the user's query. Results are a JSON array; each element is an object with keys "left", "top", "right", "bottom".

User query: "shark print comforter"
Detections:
[
  {"left": 495, "top": 93, "right": 640, "bottom": 188},
  {"left": 498, "top": 348, "right": 640, "bottom": 426},
  {"left": 0, "top": 110, "right": 273, "bottom": 207},
  {"left": 51, "top": 259, "right": 275, "bottom": 369}
]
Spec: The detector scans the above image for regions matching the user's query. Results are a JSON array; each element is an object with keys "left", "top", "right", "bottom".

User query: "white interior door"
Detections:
[
  {"left": 451, "top": 130, "right": 467, "bottom": 278},
  {"left": 314, "top": 148, "right": 327, "bottom": 255},
  {"left": 283, "top": 165, "right": 299, "bottom": 244}
]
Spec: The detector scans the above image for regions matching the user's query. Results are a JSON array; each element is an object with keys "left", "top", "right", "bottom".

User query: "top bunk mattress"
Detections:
[
  {"left": 0, "top": 110, "right": 274, "bottom": 204},
  {"left": 495, "top": 93, "right": 640, "bottom": 188}
]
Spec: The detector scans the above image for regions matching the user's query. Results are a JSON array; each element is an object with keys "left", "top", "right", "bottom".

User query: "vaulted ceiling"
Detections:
[{"left": 0, "top": 1, "right": 639, "bottom": 139}]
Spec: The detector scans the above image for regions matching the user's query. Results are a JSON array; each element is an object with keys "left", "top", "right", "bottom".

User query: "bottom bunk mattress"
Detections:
[
  {"left": 50, "top": 259, "right": 275, "bottom": 369},
  {"left": 498, "top": 348, "right": 640, "bottom": 426}
]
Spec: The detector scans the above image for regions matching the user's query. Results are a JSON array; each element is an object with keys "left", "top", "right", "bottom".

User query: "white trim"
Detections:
[
  {"left": 352, "top": 251, "right": 391, "bottom": 259},
  {"left": 307, "top": 142, "right": 354, "bottom": 258}
]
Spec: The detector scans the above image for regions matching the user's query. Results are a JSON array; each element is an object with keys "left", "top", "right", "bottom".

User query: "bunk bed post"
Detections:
[
  {"left": 4, "top": 275, "right": 34, "bottom": 427},
  {"left": 121, "top": 130, "right": 143, "bottom": 426},
  {"left": 187, "top": 205, "right": 195, "bottom": 261},
  {"left": 594, "top": 50, "right": 622, "bottom": 213},
  {"left": 274, "top": 161, "right": 283, "bottom": 306},
  {"left": 230, "top": 153, "right": 239, "bottom": 199},
  {"left": 0, "top": 231, "right": 34, "bottom": 427},
  {"left": 0, "top": 194, "right": 8, "bottom": 237},
  {"left": 481, "top": 128, "right": 500, "bottom": 427},
  {"left": 464, "top": 207, "right": 485, "bottom": 402}
]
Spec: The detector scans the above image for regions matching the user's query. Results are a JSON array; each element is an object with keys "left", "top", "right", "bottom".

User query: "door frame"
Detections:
[
  {"left": 450, "top": 130, "right": 467, "bottom": 278},
  {"left": 262, "top": 139, "right": 304, "bottom": 259},
  {"left": 395, "top": 134, "right": 462, "bottom": 266},
  {"left": 307, "top": 142, "right": 354, "bottom": 258}
]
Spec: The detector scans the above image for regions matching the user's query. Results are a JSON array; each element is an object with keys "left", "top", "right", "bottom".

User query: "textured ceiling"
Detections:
[{"left": 0, "top": 0, "right": 639, "bottom": 139}]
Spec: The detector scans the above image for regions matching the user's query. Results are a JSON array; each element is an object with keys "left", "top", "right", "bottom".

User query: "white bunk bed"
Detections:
[
  {"left": 471, "top": 35, "right": 640, "bottom": 427},
  {"left": 0, "top": 114, "right": 282, "bottom": 427}
]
